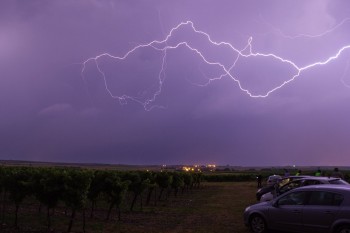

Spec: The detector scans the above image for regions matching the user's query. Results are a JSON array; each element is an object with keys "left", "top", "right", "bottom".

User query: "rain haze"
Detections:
[{"left": 1, "top": 0, "right": 350, "bottom": 166}]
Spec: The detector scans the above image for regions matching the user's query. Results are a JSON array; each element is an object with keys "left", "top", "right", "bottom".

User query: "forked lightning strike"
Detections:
[{"left": 81, "top": 20, "right": 350, "bottom": 110}]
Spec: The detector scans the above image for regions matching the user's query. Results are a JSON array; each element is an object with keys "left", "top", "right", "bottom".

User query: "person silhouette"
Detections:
[
  {"left": 331, "top": 167, "right": 344, "bottom": 179},
  {"left": 315, "top": 168, "right": 321, "bottom": 176},
  {"left": 257, "top": 174, "right": 262, "bottom": 188}
]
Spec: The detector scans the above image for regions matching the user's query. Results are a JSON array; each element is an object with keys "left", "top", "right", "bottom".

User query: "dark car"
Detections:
[
  {"left": 260, "top": 176, "right": 349, "bottom": 202},
  {"left": 256, "top": 175, "right": 310, "bottom": 201},
  {"left": 244, "top": 185, "right": 350, "bottom": 233}
]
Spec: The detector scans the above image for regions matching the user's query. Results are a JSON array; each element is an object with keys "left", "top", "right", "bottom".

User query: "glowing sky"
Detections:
[{"left": 1, "top": 0, "right": 350, "bottom": 166}]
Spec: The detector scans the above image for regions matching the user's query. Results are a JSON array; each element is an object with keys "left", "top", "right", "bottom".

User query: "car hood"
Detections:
[{"left": 246, "top": 200, "right": 272, "bottom": 211}]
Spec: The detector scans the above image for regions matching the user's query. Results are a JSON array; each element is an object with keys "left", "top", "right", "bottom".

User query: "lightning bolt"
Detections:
[{"left": 81, "top": 20, "right": 350, "bottom": 111}]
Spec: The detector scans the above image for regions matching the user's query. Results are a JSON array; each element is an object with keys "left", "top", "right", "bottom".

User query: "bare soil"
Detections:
[{"left": 1, "top": 182, "right": 257, "bottom": 233}]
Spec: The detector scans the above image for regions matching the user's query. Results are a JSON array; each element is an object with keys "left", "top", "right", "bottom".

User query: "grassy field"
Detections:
[{"left": 2, "top": 182, "right": 258, "bottom": 233}]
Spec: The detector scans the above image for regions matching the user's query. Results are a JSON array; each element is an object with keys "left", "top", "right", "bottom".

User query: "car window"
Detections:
[
  {"left": 307, "top": 191, "right": 344, "bottom": 206},
  {"left": 303, "top": 180, "right": 321, "bottom": 186},
  {"left": 279, "top": 181, "right": 302, "bottom": 194},
  {"left": 278, "top": 191, "right": 307, "bottom": 206},
  {"left": 334, "top": 194, "right": 344, "bottom": 205}
]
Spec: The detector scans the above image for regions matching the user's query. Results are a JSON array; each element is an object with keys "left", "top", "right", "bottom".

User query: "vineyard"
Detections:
[
  {"left": 2, "top": 165, "right": 348, "bottom": 232},
  {"left": 0, "top": 166, "right": 204, "bottom": 232}
]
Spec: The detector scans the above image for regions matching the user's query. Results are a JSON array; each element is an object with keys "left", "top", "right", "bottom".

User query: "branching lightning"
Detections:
[{"left": 81, "top": 20, "right": 350, "bottom": 110}]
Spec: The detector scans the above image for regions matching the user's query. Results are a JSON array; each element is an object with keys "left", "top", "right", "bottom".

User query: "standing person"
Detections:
[
  {"left": 257, "top": 174, "right": 262, "bottom": 188},
  {"left": 331, "top": 167, "right": 344, "bottom": 179},
  {"left": 284, "top": 169, "right": 290, "bottom": 177},
  {"left": 315, "top": 168, "right": 321, "bottom": 176}
]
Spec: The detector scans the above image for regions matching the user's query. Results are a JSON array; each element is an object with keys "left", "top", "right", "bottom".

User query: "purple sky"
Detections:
[{"left": 1, "top": 0, "right": 350, "bottom": 166}]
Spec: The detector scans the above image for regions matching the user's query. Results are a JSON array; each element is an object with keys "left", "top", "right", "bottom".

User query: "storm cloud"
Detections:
[{"left": 1, "top": 0, "right": 350, "bottom": 166}]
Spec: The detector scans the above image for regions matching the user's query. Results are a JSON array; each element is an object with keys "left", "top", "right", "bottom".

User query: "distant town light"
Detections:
[{"left": 181, "top": 165, "right": 202, "bottom": 172}]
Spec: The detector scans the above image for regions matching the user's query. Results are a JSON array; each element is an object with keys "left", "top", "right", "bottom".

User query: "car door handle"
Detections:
[{"left": 324, "top": 211, "right": 333, "bottom": 215}]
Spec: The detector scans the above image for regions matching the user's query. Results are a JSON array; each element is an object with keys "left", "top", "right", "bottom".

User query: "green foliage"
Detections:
[
  {"left": 122, "top": 171, "right": 150, "bottom": 195},
  {"left": 0, "top": 166, "right": 206, "bottom": 230},
  {"left": 62, "top": 169, "right": 93, "bottom": 210},
  {"left": 142, "top": 171, "right": 157, "bottom": 188},
  {"left": 193, "top": 172, "right": 202, "bottom": 187},
  {"left": 99, "top": 171, "right": 130, "bottom": 219},
  {"left": 102, "top": 171, "right": 130, "bottom": 207},
  {"left": 88, "top": 170, "right": 108, "bottom": 202},
  {"left": 5, "top": 167, "right": 33, "bottom": 205},
  {"left": 182, "top": 172, "right": 194, "bottom": 187},
  {"left": 2, "top": 167, "right": 35, "bottom": 226},
  {"left": 171, "top": 172, "right": 185, "bottom": 189},
  {"left": 33, "top": 168, "right": 66, "bottom": 209},
  {"left": 0, "top": 166, "right": 6, "bottom": 193},
  {"left": 155, "top": 172, "right": 173, "bottom": 189},
  {"left": 202, "top": 173, "right": 255, "bottom": 182}
]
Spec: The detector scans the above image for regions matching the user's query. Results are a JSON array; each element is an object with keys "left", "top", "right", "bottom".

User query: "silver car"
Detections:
[
  {"left": 244, "top": 185, "right": 350, "bottom": 233},
  {"left": 256, "top": 176, "right": 310, "bottom": 201},
  {"left": 260, "top": 177, "right": 349, "bottom": 202}
]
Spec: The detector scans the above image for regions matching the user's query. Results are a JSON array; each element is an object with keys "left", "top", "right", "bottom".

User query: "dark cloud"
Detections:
[{"left": 1, "top": 0, "right": 350, "bottom": 166}]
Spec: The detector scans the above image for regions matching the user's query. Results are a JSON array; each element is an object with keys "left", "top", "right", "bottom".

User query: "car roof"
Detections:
[
  {"left": 290, "top": 184, "right": 350, "bottom": 192},
  {"left": 280, "top": 177, "right": 349, "bottom": 186},
  {"left": 268, "top": 175, "right": 282, "bottom": 178},
  {"left": 268, "top": 175, "right": 309, "bottom": 181},
  {"left": 295, "top": 176, "right": 344, "bottom": 181},
  {"left": 283, "top": 175, "right": 310, "bottom": 180}
]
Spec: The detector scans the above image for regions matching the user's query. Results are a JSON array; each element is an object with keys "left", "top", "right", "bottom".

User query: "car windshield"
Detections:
[{"left": 268, "top": 175, "right": 282, "bottom": 183}]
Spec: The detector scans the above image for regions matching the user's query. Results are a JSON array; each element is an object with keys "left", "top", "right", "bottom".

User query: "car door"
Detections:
[
  {"left": 302, "top": 191, "right": 343, "bottom": 233},
  {"left": 269, "top": 191, "right": 307, "bottom": 232}
]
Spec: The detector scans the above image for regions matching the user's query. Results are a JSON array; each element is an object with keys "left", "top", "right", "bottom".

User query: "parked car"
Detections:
[
  {"left": 256, "top": 175, "right": 310, "bottom": 201},
  {"left": 260, "top": 176, "right": 349, "bottom": 202},
  {"left": 244, "top": 185, "right": 350, "bottom": 233},
  {"left": 266, "top": 175, "right": 282, "bottom": 185}
]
